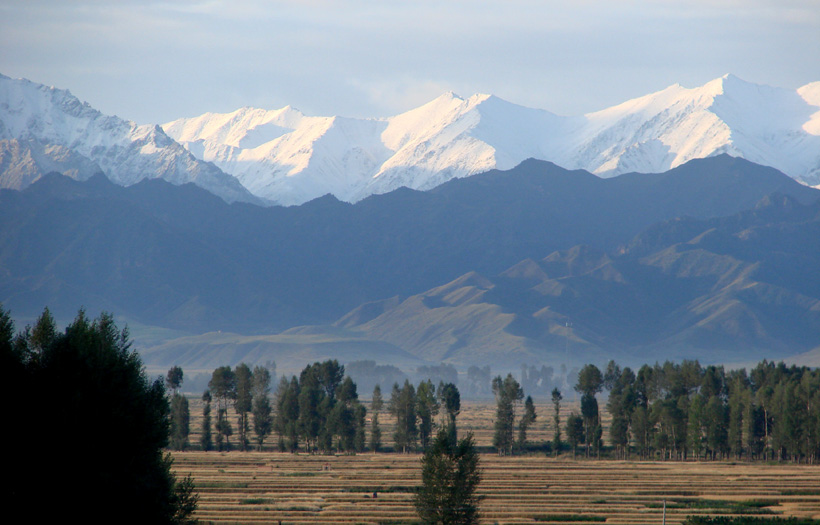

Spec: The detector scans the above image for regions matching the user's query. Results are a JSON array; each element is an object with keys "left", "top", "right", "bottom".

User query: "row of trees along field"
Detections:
[
  {"left": 568, "top": 360, "right": 820, "bottom": 463},
  {"left": 166, "top": 355, "right": 820, "bottom": 463}
]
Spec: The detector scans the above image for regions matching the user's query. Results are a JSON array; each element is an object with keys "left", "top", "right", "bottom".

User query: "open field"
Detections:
[
  {"left": 172, "top": 452, "right": 820, "bottom": 524},
  {"left": 172, "top": 400, "right": 820, "bottom": 524}
]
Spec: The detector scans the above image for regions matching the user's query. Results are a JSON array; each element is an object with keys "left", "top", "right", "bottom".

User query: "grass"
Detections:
[
  {"left": 683, "top": 518, "right": 820, "bottom": 525},
  {"left": 342, "top": 486, "right": 416, "bottom": 493},
  {"left": 239, "top": 498, "right": 274, "bottom": 505},
  {"left": 533, "top": 515, "right": 607, "bottom": 522}
]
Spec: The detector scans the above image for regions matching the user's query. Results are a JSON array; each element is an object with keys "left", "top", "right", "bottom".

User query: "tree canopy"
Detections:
[
  {"left": 415, "top": 428, "right": 482, "bottom": 524},
  {"left": 0, "top": 306, "right": 197, "bottom": 523}
]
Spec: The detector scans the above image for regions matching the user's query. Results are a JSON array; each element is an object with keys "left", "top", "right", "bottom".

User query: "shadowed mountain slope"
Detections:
[{"left": 1, "top": 156, "right": 817, "bottom": 370}]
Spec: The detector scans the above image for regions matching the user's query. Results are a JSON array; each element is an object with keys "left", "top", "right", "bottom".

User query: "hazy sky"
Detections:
[{"left": 1, "top": 0, "right": 818, "bottom": 125}]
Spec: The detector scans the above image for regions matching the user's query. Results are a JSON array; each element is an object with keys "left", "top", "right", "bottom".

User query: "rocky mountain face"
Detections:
[{"left": 0, "top": 74, "right": 261, "bottom": 204}]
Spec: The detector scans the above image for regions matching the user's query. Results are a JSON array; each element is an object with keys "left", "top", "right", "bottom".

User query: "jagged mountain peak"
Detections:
[
  {"left": 0, "top": 74, "right": 261, "bottom": 204},
  {"left": 158, "top": 74, "right": 820, "bottom": 205},
  {"left": 4, "top": 73, "right": 819, "bottom": 206}
]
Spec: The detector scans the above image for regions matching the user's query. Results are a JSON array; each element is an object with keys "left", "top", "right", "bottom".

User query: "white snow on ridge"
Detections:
[
  {"left": 164, "top": 74, "right": 820, "bottom": 205},
  {"left": 2, "top": 72, "right": 818, "bottom": 207},
  {"left": 0, "top": 74, "right": 260, "bottom": 203}
]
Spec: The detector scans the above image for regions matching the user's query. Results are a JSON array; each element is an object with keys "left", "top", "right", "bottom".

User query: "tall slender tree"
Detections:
[
  {"left": 416, "top": 379, "right": 440, "bottom": 451},
  {"left": 251, "top": 365, "right": 273, "bottom": 451},
  {"left": 575, "top": 364, "right": 603, "bottom": 458},
  {"left": 389, "top": 380, "right": 417, "bottom": 453},
  {"left": 234, "top": 363, "right": 253, "bottom": 451},
  {"left": 371, "top": 384, "right": 383, "bottom": 452},
  {"left": 200, "top": 390, "right": 213, "bottom": 451},
  {"left": 170, "top": 393, "right": 190, "bottom": 451},
  {"left": 492, "top": 374, "right": 523, "bottom": 455},
  {"left": 439, "top": 382, "right": 461, "bottom": 429},
  {"left": 209, "top": 366, "right": 236, "bottom": 451},
  {"left": 517, "top": 395, "right": 537, "bottom": 452},
  {"left": 551, "top": 387, "right": 563, "bottom": 456},
  {"left": 168, "top": 366, "right": 189, "bottom": 451}
]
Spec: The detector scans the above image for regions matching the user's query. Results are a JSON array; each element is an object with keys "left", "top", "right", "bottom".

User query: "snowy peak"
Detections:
[
  {"left": 163, "top": 105, "right": 308, "bottom": 149},
  {"left": 4, "top": 73, "right": 819, "bottom": 207},
  {"left": 0, "top": 74, "right": 260, "bottom": 203},
  {"left": 161, "top": 74, "right": 820, "bottom": 206}
]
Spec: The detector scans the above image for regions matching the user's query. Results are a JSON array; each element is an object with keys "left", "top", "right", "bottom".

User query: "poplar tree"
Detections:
[
  {"left": 234, "top": 363, "right": 253, "bottom": 451},
  {"left": 166, "top": 366, "right": 184, "bottom": 395},
  {"left": 209, "top": 366, "right": 236, "bottom": 451},
  {"left": 517, "top": 395, "right": 537, "bottom": 452},
  {"left": 371, "top": 384, "right": 383, "bottom": 452},
  {"left": 551, "top": 388, "right": 563, "bottom": 456},
  {"left": 389, "top": 380, "right": 417, "bottom": 453},
  {"left": 200, "top": 390, "right": 213, "bottom": 451},
  {"left": 439, "top": 382, "right": 461, "bottom": 428},
  {"left": 251, "top": 365, "right": 273, "bottom": 451},
  {"left": 170, "top": 393, "right": 190, "bottom": 451},
  {"left": 492, "top": 374, "right": 523, "bottom": 455},
  {"left": 575, "top": 364, "right": 603, "bottom": 458},
  {"left": 416, "top": 379, "right": 440, "bottom": 451}
]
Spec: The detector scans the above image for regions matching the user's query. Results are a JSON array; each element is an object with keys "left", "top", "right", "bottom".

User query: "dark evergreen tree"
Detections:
[
  {"left": 30, "top": 306, "right": 57, "bottom": 356},
  {"left": 565, "top": 413, "right": 584, "bottom": 459},
  {"left": 1, "top": 307, "right": 197, "bottom": 523},
  {"left": 439, "top": 382, "right": 461, "bottom": 428}
]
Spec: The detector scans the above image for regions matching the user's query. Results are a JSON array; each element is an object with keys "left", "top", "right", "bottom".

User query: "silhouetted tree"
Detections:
[{"left": 1, "top": 306, "right": 197, "bottom": 523}]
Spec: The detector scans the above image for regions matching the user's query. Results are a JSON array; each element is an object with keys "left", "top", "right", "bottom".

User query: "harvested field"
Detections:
[
  {"left": 172, "top": 401, "right": 820, "bottom": 524},
  {"left": 172, "top": 452, "right": 820, "bottom": 524}
]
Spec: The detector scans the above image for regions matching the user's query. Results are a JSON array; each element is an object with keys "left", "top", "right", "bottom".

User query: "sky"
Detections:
[{"left": 1, "top": 0, "right": 818, "bottom": 125}]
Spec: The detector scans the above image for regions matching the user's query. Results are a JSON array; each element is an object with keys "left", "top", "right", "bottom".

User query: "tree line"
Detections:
[
  {"left": 562, "top": 360, "right": 820, "bottom": 463},
  {"left": 167, "top": 354, "right": 820, "bottom": 463}
]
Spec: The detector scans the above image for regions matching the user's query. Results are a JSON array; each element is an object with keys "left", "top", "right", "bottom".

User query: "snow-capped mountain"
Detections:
[
  {"left": 0, "top": 74, "right": 260, "bottom": 204},
  {"left": 164, "top": 74, "right": 820, "bottom": 206}
]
